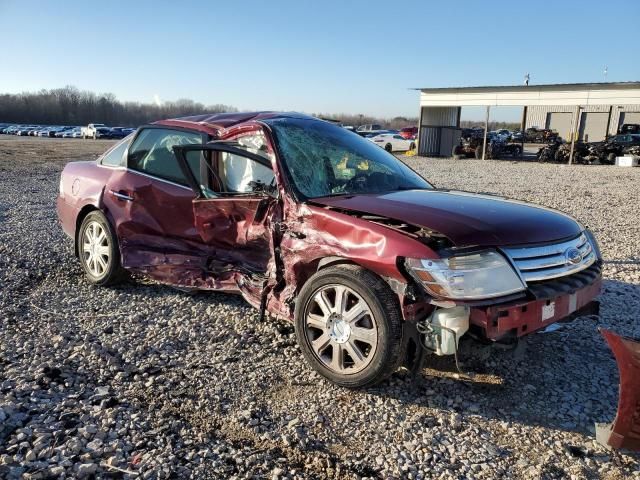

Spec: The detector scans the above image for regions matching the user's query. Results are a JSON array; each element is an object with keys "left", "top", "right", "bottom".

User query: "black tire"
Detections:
[
  {"left": 77, "top": 210, "right": 126, "bottom": 286},
  {"left": 606, "top": 152, "right": 617, "bottom": 164},
  {"left": 294, "top": 265, "right": 405, "bottom": 388},
  {"left": 384, "top": 143, "right": 392, "bottom": 153},
  {"left": 474, "top": 145, "right": 483, "bottom": 159},
  {"left": 512, "top": 146, "right": 523, "bottom": 157},
  {"left": 409, "top": 142, "right": 416, "bottom": 151}
]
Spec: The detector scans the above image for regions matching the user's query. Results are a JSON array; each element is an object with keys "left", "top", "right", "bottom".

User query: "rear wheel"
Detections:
[
  {"left": 384, "top": 143, "right": 392, "bottom": 153},
  {"left": 295, "top": 265, "right": 404, "bottom": 388},
  {"left": 474, "top": 145, "right": 484, "bottom": 159},
  {"left": 606, "top": 152, "right": 617, "bottom": 164},
  {"left": 409, "top": 142, "right": 416, "bottom": 151},
  {"left": 77, "top": 211, "right": 126, "bottom": 286}
]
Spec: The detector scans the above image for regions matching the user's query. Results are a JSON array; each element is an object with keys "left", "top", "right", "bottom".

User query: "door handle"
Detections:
[{"left": 109, "top": 190, "right": 134, "bottom": 202}]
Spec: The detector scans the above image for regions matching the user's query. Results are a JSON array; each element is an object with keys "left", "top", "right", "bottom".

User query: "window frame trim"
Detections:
[{"left": 173, "top": 142, "right": 275, "bottom": 199}]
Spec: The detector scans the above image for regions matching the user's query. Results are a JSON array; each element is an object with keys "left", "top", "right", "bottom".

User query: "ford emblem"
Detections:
[{"left": 565, "top": 247, "right": 582, "bottom": 265}]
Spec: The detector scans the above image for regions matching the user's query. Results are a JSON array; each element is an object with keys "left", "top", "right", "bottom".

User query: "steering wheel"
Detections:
[{"left": 344, "top": 173, "right": 369, "bottom": 192}]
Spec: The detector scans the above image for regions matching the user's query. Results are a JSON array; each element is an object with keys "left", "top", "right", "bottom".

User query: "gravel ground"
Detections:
[{"left": 0, "top": 136, "right": 639, "bottom": 479}]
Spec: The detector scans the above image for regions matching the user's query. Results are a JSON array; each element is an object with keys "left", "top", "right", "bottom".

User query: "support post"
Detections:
[
  {"left": 568, "top": 107, "right": 580, "bottom": 165},
  {"left": 417, "top": 106, "right": 423, "bottom": 156},
  {"left": 482, "top": 106, "right": 490, "bottom": 160},
  {"left": 604, "top": 105, "right": 613, "bottom": 141},
  {"left": 521, "top": 105, "right": 527, "bottom": 160}
]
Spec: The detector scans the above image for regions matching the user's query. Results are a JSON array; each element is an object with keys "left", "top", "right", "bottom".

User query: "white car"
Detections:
[
  {"left": 81, "top": 123, "right": 107, "bottom": 139},
  {"left": 368, "top": 133, "right": 416, "bottom": 152}
]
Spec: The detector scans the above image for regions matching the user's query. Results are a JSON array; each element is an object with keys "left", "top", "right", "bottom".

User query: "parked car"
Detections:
[
  {"left": 525, "top": 127, "right": 559, "bottom": 143},
  {"left": 109, "top": 127, "right": 130, "bottom": 139},
  {"left": 1, "top": 125, "right": 18, "bottom": 134},
  {"left": 55, "top": 126, "right": 76, "bottom": 137},
  {"left": 491, "top": 129, "right": 511, "bottom": 141},
  {"left": 368, "top": 133, "right": 416, "bottom": 152},
  {"left": 57, "top": 112, "right": 602, "bottom": 388},
  {"left": 618, "top": 123, "right": 640, "bottom": 135},
  {"left": 356, "top": 124, "right": 382, "bottom": 133},
  {"left": 81, "top": 123, "right": 107, "bottom": 139},
  {"left": 17, "top": 127, "right": 37, "bottom": 136},
  {"left": 587, "top": 134, "right": 640, "bottom": 164},
  {"left": 399, "top": 127, "right": 418, "bottom": 139},
  {"left": 510, "top": 130, "right": 524, "bottom": 142}
]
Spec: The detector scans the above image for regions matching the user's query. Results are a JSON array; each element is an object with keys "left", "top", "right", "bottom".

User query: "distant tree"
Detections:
[
  {"left": 315, "top": 112, "right": 419, "bottom": 130},
  {"left": 0, "top": 86, "right": 238, "bottom": 126}
]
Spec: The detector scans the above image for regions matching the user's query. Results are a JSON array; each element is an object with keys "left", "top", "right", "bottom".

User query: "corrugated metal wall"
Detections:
[
  {"left": 420, "top": 107, "right": 460, "bottom": 127},
  {"left": 418, "top": 107, "right": 461, "bottom": 156},
  {"left": 526, "top": 104, "right": 640, "bottom": 135}
]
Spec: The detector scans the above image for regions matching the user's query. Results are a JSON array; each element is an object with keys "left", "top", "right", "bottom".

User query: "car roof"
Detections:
[{"left": 153, "top": 111, "right": 316, "bottom": 137}]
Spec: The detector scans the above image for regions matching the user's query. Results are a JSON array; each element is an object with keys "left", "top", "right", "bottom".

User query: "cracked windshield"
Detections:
[{"left": 266, "top": 117, "right": 431, "bottom": 198}]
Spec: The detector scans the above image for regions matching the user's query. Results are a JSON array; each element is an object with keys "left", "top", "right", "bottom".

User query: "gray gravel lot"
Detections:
[{"left": 1, "top": 136, "right": 639, "bottom": 479}]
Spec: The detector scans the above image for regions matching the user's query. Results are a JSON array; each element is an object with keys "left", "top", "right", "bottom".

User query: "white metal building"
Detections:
[{"left": 415, "top": 82, "right": 640, "bottom": 158}]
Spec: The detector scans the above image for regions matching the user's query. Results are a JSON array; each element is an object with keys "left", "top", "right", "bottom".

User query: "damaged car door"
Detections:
[
  {"left": 103, "top": 127, "right": 206, "bottom": 279},
  {"left": 173, "top": 143, "right": 278, "bottom": 300}
]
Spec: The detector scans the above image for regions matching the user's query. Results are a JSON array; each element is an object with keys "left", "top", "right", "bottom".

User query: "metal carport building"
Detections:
[{"left": 415, "top": 81, "right": 640, "bottom": 162}]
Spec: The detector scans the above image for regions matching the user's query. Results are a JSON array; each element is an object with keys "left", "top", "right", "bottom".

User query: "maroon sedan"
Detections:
[{"left": 57, "top": 112, "right": 602, "bottom": 388}]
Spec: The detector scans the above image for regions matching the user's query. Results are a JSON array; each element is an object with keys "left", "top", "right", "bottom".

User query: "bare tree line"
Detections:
[
  {"left": 0, "top": 86, "right": 237, "bottom": 126},
  {"left": 316, "top": 113, "right": 419, "bottom": 129}
]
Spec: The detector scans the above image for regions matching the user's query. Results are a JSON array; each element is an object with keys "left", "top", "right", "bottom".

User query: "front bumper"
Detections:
[{"left": 469, "top": 269, "right": 602, "bottom": 341}]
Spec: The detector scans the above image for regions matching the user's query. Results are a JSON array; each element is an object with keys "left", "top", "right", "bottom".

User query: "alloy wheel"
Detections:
[
  {"left": 304, "top": 284, "right": 378, "bottom": 374},
  {"left": 81, "top": 220, "right": 110, "bottom": 277}
]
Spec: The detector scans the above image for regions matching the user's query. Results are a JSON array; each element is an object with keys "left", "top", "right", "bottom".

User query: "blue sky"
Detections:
[{"left": 1, "top": 0, "right": 639, "bottom": 121}]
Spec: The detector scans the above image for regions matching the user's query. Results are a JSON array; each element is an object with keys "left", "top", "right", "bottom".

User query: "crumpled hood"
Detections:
[{"left": 312, "top": 189, "right": 582, "bottom": 247}]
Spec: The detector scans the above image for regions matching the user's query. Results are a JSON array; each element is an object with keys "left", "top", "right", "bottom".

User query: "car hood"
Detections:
[{"left": 312, "top": 189, "right": 582, "bottom": 247}]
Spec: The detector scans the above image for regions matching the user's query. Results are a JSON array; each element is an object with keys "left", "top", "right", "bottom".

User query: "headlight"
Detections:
[
  {"left": 405, "top": 251, "right": 525, "bottom": 300},
  {"left": 584, "top": 228, "right": 602, "bottom": 261}
]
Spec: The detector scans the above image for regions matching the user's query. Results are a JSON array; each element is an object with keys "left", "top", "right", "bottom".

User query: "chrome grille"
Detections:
[{"left": 501, "top": 233, "right": 596, "bottom": 283}]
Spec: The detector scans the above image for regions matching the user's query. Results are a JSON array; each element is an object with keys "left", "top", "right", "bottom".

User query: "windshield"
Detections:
[{"left": 265, "top": 117, "right": 431, "bottom": 199}]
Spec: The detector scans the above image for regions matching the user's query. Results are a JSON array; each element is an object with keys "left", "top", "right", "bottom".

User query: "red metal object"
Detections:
[
  {"left": 469, "top": 279, "right": 601, "bottom": 340},
  {"left": 314, "top": 190, "right": 582, "bottom": 247},
  {"left": 596, "top": 329, "right": 640, "bottom": 451}
]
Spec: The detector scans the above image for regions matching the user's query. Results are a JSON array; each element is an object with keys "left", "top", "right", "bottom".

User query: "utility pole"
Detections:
[{"left": 482, "top": 106, "right": 490, "bottom": 160}]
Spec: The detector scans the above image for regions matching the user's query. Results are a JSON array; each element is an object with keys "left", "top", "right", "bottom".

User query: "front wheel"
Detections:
[
  {"left": 384, "top": 143, "right": 392, "bottom": 153},
  {"left": 77, "top": 211, "right": 126, "bottom": 286},
  {"left": 294, "top": 265, "right": 404, "bottom": 388}
]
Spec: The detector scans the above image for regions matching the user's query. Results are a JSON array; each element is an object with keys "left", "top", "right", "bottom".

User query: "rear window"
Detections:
[{"left": 128, "top": 128, "right": 202, "bottom": 185}]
